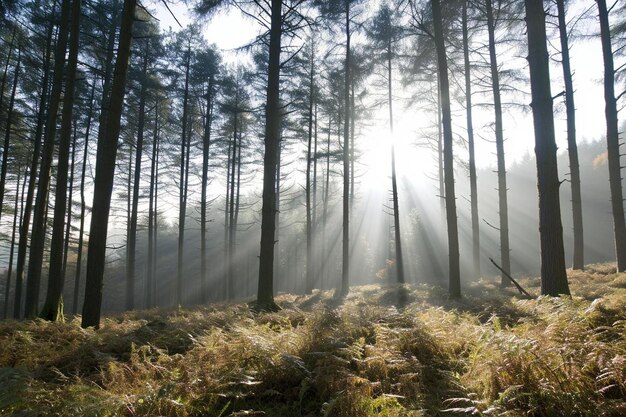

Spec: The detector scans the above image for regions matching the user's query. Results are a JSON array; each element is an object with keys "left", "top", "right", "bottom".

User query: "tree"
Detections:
[
  {"left": 525, "top": 0, "right": 569, "bottom": 296},
  {"left": 485, "top": 0, "right": 511, "bottom": 286},
  {"left": 40, "top": 0, "right": 83, "bottom": 321},
  {"left": 24, "top": 0, "right": 72, "bottom": 318},
  {"left": 257, "top": 0, "right": 283, "bottom": 310},
  {"left": 597, "top": 0, "right": 626, "bottom": 271},
  {"left": 368, "top": 2, "right": 405, "bottom": 285},
  {"left": 432, "top": 0, "right": 461, "bottom": 298},
  {"left": 462, "top": 0, "right": 480, "bottom": 280},
  {"left": 13, "top": 0, "right": 57, "bottom": 319},
  {"left": 82, "top": 0, "right": 137, "bottom": 328},
  {"left": 551, "top": 0, "right": 583, "bottom": 270}
]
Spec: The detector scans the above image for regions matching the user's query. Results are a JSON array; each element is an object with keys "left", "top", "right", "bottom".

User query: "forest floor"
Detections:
[{"left": 1, "top": 265, "right": 625, "bottom": 417}]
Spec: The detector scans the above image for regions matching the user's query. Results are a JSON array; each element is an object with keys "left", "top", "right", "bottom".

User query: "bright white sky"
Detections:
[{"left": 151, "top": 0, "right": 612, "bottom": 180}]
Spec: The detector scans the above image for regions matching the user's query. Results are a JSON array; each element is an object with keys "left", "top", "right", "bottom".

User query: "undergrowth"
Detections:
[{"left": 1, "top": 266, "right": 625, "bottom": 416}]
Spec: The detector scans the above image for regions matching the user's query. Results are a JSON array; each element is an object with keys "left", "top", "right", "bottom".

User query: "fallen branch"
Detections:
[{"left": 489, "top": 257, "right": 533, "bottom": 298}]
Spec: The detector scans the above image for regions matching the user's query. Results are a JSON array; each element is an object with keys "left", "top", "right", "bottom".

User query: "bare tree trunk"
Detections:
[
  {"left": 387, "top": 37, "right": 405, "bottom": 285},
  {"left": 177, "top": 44, "right": 191, "bottom": 306},
  {"left": 597, "top": 0, "right": 626, "bottom": 271},
  {"left": 146, "top": 102, "right": 158, "bottom": 308},
  {"left": 3, "top": 166, "right": 22, "bottom": 318},
  {"left": 200, "top": 78, "right": 214, "bottom": 304},
  {"left": 228, "top": 111, "right": 238, "bottom": 300},
  {"left": 486, "top": 0, "right": 511, "bottom": 286},
  {"left": 82, "top": 0, "right": 137, "bottom": 328},
  {"left": 432, "top": 0, "right": 461, "bottom": 298},
  {"left": 72, "top": 80, "right": 96, "bottom": 315},
  {"left": 305, "top": 44, "right": 315, "bottom": 294},
  {"left": 25, "top": 0, "right": 72, "bottom": 318},
  {"left": 152, "top": 130, "right": 160, "bottom": 306},
  {"left": 61, "top": 123, "right": 77, "bottom": 283},
  {"left": 340, "top": 0, "right": 351, "bottom": 298},
  {"left": 525, "top": 0, "right": 569, "bottom": 296},
  {"left": 257, "top": 0, "right": 282, "bottom": 310},
  {"left": 126, "top": 45, "right": 149, "bottom": 311},
  {"left": 556, "top": 0, "right": 583, "bottom": 270},
  {"left": 463, "top": 1, "right": 480, "bottom": 280}
]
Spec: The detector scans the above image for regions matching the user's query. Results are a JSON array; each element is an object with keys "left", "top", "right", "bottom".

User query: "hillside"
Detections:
[{"left": 1, "top": 266, "right": 625, "bottom": 417}]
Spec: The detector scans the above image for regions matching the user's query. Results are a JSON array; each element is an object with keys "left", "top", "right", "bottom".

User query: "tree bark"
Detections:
[
  {"left": 597, "top": 0, "right": 626, "bottom": 271},
  {"left": 40, "top": 0, "right": 82, "bottom": 321},
  {"left": 82, "top": 0, "right": 137, "bottom": 328},
  {"left": 257, "top": 0, "right": 283, "bottom": 310},
  {"left": 486, "top": 0, "right": 511, "bottom": 286},
  {"left": 525, "top": 0, "right": 569, "bottom": 296},
  {"left": 432, "top": 0, "right": 461, "bottom": 298}
]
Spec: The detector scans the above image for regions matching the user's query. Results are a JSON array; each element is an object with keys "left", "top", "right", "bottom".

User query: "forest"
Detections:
[{"left": 0, "top": 0, "right": 625, "bottom": 415}]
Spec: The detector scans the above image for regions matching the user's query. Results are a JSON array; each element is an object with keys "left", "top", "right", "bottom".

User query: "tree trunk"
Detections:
[
  {"left": 432, "top": 0, "right": 461, "bottom": 298},
  {"left": 340, "top": 0, "right": 351, "bottom": 298},
  {"left": 82, "top": 0, "right": 137, "bottom": 328},
  {"left": 40, "top": 0, "right": 82, "bottom": 321},
  {"left": 72, "top": 79, "right": 96, "bottom": 315},
  {"left": 177, "top": 44, "right": 191, "bottom": 306},
  {"left": 525, "top": 0, "right": 569, "bottom": 296},
  {"left": 257, "top": 0, "right": 282, "bottom": 310},
  {"left": 228, "top": 110, "right": 238, "bottom": 300},
  {"left": 62, "top": 123, "right": 77, "bottom": 282},
  {"left": 463, "top": 1, "right": 480, "bottom": 280},
  {"left": 126, "top": 44, "right": 149, "bottom": 311},
  {"left": 24, "top": 0, "right": 72, "bottom": 318},
  {"left": 305, "top": 44, "right": 315, "bottom": 294},
  {"left": 13, "top": 2, "right": 56, "bottom": 318},
  {"left": 146, "top": 102, "right": 159, "bottom": 308},
  {"left": 486, "top": 0, "right": 511, "bottom": 286},
  {"left": 556, "top": 0, "right": 583, "bottom": 270},
  {"left": 388, "top": 37, "right": 405, "bottom": 285},
  {"left": 200, "top": 78, "right": 214, "bottom": 304},
  {"left": 3, "top": 166, "right": 22, "bottom": 318},
  {"left": 597, "top": 0, "right": 626, "bottom": 271}
]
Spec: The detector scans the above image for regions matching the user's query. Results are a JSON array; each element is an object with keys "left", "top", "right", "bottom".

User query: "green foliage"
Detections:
[{"left": 1, "top": 267, "right": 625, "bottom": 416}]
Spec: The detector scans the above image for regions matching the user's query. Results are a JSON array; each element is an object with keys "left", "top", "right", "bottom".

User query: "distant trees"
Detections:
[{"left": 1, "top": 0, "right": 622, "bottom": 323}]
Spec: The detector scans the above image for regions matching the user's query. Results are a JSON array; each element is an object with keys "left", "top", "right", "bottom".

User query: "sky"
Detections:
[{"left": 151, "top": 0, "right": 612, "bottom": 174}]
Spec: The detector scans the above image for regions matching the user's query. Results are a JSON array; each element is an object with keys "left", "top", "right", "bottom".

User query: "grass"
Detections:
[{"left": 1, "top": 266, "right": 625, "bottom": 416}]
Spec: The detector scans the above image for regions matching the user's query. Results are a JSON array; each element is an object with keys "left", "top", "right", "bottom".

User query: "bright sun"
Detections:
[{"left": 359, "top": 112, "right": 435, "bottom": 195}]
